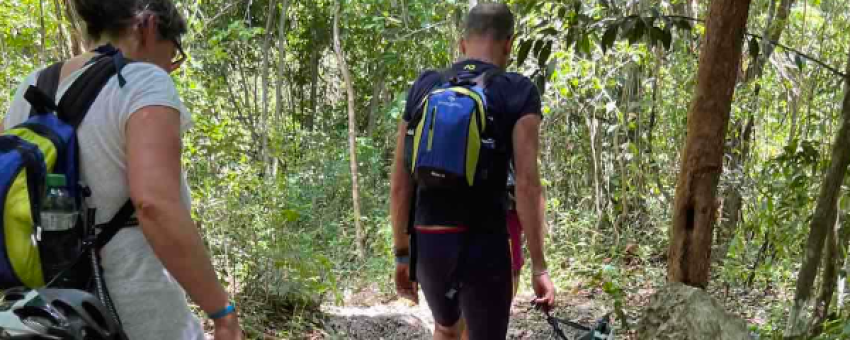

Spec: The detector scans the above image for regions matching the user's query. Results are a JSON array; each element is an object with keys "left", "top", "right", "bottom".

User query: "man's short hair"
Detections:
[{"left": 464, "top": 3, "right": 515, "bottom": 41}]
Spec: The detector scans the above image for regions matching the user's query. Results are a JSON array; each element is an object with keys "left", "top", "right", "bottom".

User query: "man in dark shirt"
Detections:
[{"left": 389, "top": 4, "right": 555, "bottom": 340}]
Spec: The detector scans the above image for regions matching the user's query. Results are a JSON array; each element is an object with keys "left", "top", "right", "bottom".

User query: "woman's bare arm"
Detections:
[{"left": 126, "top": 106, "right": 232, "bottom": 317}]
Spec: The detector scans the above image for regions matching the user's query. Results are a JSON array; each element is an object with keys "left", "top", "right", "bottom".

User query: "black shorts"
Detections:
[{"left": 415, "top": 230, "right": 513, "bottom": 339}]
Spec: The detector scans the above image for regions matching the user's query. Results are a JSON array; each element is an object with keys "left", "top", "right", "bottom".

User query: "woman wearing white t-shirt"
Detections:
[{"left": 1, "top": 0, "right": 242, "bottom": 339}]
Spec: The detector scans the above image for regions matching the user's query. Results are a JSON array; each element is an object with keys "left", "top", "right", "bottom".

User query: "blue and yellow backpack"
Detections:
[
  {"left": 405, "top": 67, "right": 503, "bottom": 188},
  {"left": 0, "top": 55, "right": 135, "bottom": 290}
]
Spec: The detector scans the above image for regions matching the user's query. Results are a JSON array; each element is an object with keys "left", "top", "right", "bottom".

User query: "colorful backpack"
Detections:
[
  {"left": 0, "top": 54, "right": 135, "bottom": 290},
  {"left": 405, "top": 68, "right": 503, "bottom": 188}
]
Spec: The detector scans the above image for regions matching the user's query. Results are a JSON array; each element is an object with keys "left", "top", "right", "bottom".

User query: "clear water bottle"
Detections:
[{"left": 39, "top": 174, "right": 81, "bottom": 285}]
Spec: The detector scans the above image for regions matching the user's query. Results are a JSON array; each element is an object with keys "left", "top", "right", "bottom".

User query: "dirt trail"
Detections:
[{"left": 321, "top": 291, "right": 610, "bottom": 339}]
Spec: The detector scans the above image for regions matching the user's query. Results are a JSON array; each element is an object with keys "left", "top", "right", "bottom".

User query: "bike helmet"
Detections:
[{"left": 0, "top": 288, "right": 125, "bottom": 340}]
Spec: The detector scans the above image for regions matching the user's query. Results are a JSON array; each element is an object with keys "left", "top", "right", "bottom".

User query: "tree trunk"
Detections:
[
  {"left": 745, "top": 0, "right": 797, "bottom": 81},
  {"left": 38, "top": 0, "right": 48, "bottom": 62},
  {"left": 785, "top": 49, "right": 850, "bottom": 339},
  {"left": 272, "top": 0, "right": 290, "bottom": 180},
  {"left": 667, "top": 0, "right": 751, "bottom": 289},
  {"left": 716, "top": 0, "right": 794, "bottom": 262},
  {"left": 275, "top": 0, "right": 290, "bottom": 121},
  {"left": 838, "top": 214, "right": 850, "bottom": 315},
  {"left": 63, "top": 0, "right": 84, "bottom": 54},
  {"left": 587, "top": 113, "right": 603, "bottom": 216},
  {"left": 307, "top": 46, "right": 319, "bottom": 131},
  {"left": 715, "top": 118, "right": 754, "bottom": 262},
  {"left": 259, "top": 0, "right": 276, "bottom": 175},
  {"left": 673, "top": 0, "right": 696, "bottom": 17},
  {"left": 333, "top": 0, "right": 366, "bottom": 259},
  {"left": 366, "top": 65, "right": 386, "bottom": 136},
  {"left": 811, "top": 206, "right": 843, "bottom": 336}
]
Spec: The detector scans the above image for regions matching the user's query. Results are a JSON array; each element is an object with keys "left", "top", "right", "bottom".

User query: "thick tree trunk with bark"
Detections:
[
  {"left": 667, "top": 0, "right": 751, "bottom": 288},
  {"left": 785, "top": 49, "right": 850, "bottom": 339},
  {"left": 333, "top": 0, "right": 366, "bottom": 259}
]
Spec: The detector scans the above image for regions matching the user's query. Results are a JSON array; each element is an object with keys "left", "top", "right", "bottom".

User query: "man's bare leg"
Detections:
[{"left": 434, "top": 321, "right": 462, "bottom": 340}]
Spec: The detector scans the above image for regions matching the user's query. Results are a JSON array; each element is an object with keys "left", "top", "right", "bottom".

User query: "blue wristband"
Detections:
[{"left": 208, "top": 304, "right": 236, "bottom": 320}]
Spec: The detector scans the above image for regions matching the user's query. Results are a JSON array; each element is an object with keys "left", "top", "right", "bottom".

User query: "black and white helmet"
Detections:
[{"left": 0, "top": 288, "right": 125, "bottom": 340}]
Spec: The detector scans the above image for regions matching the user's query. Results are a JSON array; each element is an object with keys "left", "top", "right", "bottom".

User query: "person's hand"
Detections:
[
  {"left": 395, "top": 263, "right": 419, "bottom": 304},
  {"left": 213, "top": 313, "right": 243, "bottom": 340},
  {"left": 532, "top": 272, "right": 555, "bottom": 312}
]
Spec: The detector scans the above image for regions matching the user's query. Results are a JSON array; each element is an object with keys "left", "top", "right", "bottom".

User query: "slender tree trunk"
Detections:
[
  {"left": 275, "top": 0, "right": 290, "bottom": 121},
  {"left": 811, "top": 206, "right": 844, "bottom": 336},
  {"left": 746, "top": 230, "right": 771, "bottom": 288},
  {"left": 271, "top": 0, "right": 290, "bottom": 180},
  {"left": 63, "top": 0, "right": 83, "bottom": 54},
  {"left": 746, "top": 0, "right": 797, "bottom": 81},
  {"left": 785, "top": 49, "right": 850, "bottom": 339},
  {"left": 38, "top": 0, "right": 48, "bottom": 62},
  {"left": 667, "top": 0, "right": 751, "bottom": 288},
  {"left": 716, "top": 0, "right": 793, "bottom": 262},
  {"left": 333, "top": 0, "right": 366, "bottom": 259},
  {"left": 673, "top": 0, "right": 696, "bottom": 17},
  {"left": 587, "top": 113, "right": 602, "bottom": 216},
  {"left": 307, "top": 46, "right": 319, "bottom": 130},
  {"left": 838, "top": 216, "right": 850, "bottom": 314},
  {"left": 51, "top": 0, "right": 69, "bottom": 59},
  {"left": 366, "top": 65, "right": 386, "bottom": 135},
  {"left": 259, "top": 0, "right": 276, "bottom": 175},
  {"left": 716, "top": 118, "right": 754, "bottom": 261}
]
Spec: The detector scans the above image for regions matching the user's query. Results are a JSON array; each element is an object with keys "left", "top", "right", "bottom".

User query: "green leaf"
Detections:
[
  {"left": 649, "top": 26, "right": 664, "bottom": 48},
  {"left": 795, "top": 54, "right": 806, "bottom": 70},
  {"left": 629, "top": 19, "right": 646, "bottom": 45},
  {"left": 533, "top": 39, "right": 545, "bottom": 58},
  {"left": 650, "top": 8, "right": 662, "bottom": 19},
  {"left": 579, "top": 34, "right": 592, "bottom": 57},
  {"left": 546, "top": 58, "right": 558, "bottom": 80},
  {"left": 539, "top": 27, "right": 558, "bottom": 37},
  {"left": 564, "top": 28, "right": 576, "bottom": 49},
  {"left": 601, "top": 23, "right": 619, "bottom": 53},
  {"left": 674, "top": 17, "right": 692, "bottom": 31},
  {"left": 661, "top": 27, "right": 673, "bottom": 51},
  {"left": 619, "top": 16, "right": 636, "bottom": 39},
  {"left": 538, "top": 41, "right": 553, "bottom": 68},
  {"left": 748, "top": 36, "right": 760, "bottom": 61},
  {"left": 557, "top": 7, "right": 567, "bottom": 19},
  {"left": 517, "top": 39, "right": 534, "bottom": 66}
]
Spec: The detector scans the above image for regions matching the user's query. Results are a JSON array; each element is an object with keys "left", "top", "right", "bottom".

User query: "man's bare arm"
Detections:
[
  {"left": 390, "top": 121, "right": 414, "bottom": 251},
  {"left": 513, "top": 114, "right": 547, "bottom": 273}
]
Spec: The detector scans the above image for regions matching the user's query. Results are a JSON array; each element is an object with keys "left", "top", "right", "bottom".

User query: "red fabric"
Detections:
[
  {"left": 507, "top": 210, "right": 524, "bottom": 274},
  {"left": 414, "top": 226, "right": 469, "bottom": 234}
]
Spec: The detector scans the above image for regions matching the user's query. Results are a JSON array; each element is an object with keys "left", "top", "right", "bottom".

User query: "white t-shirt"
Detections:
[
  {"left": 4, "top": 62, "right": 193, "bottom": 224},
  {"left": 3, "top": 62, "right": 203, "bottom": 340}
]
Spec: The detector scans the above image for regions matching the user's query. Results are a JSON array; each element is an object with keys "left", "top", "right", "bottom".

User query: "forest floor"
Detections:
[
  {"left": 311, "top": 265, "right": 791, "bottom": 339},
  {"left": 319, "top": 288, "right": 611, "bottom": 339}
]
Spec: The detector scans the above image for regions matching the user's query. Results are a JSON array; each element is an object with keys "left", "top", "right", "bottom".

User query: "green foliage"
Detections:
[{"left": 3, "top": 0, "right": 850, "bottom": 338}]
